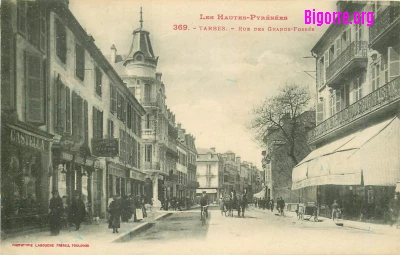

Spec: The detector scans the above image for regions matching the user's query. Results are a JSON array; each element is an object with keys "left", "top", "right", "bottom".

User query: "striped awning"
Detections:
[{"left": 292, "top": 117, "right": 399, "bottom": 190}]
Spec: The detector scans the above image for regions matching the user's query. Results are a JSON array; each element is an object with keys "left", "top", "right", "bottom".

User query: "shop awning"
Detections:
[
  {"left": 253, "top": 188, "right": 266, "bottom": 199},
  {"left": 292, "top": 117, "right": 399, "bottom": 190}
]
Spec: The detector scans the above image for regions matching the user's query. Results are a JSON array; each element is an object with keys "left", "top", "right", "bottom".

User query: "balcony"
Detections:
[
  {"left": 188, "top": 163, "right": 197, "bottom": 171},
  {"left": 326, "top": 41, "right": 368, "bottom": 88},
  {"left": 369, "top": 2, "right": 400, "bottom": 49},
  {"left": 143, "top": 161, "right": 160, "bottom": 171},
  {"left": 308, "top": 76, "right": 400, "bottom": 143},
  {"left": 142, "top": 129, "right": 155, "bottom": 140},
  {"left": 141, "top": 97, "right": 159, "bottom": 108}
]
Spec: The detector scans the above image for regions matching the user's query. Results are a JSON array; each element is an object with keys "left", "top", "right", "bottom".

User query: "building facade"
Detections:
[
  {"left": 196, "top": 148, "right": 223, "bottom": 202},
  {"left": 1, "top": 0, "right": 147, "bottom": 234},
  {"left": 108, "top": 10, "right": 197, "bottom": 208},
  {"left": 292, "top": 1, "right": 400, "bottom": 221}
]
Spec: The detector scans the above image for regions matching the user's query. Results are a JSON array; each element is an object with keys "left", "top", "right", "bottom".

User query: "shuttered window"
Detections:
[
  {"left": 324, "top": 51, "right": 329, "bottom": 85},
  {"left": 110, "top": 84, "right": 117, "bottom": 113},
  {"left": 25, "top": 52, "right": 45, "bottom": 124},
  {"left": 93, "top": 107, "right": 103, "bottom": 139},
  {"left": 65, "top": 86, "right": 71, "bottom": 134},
  {"left": 75, "top": 44, "right": 85, "bottom": 80},
  {"left": 55, "top": 19, "right": 67, "bottom": 63},
  {"left": 95, "top": 67, "right": 102, "bottom": 96},
  {"left": 335, "top": 90, "right": 341, "bottom": 113},
  {"left": 388, "top": 46, "right": 400, "bottom": 82},
  {"left": 127, "top": 104, "right": 132, "bottom": 129},
  {"left": 316, "top": 99, "right": 325, "bottom": 125},
  {"left": 108, "top": 119, "right": 114, "bottom": 138},
  {"left": 84, "top": 100, "right": 88, "bottom": 144},
  {"left": 117, "top": 93, "right": 122, "bottom": 119},
  {"left": 137, "top": 142, "right": 141, "bottom": 169},
  {"left": 72, "top": 91, "right": 78, "bottom": 137}
]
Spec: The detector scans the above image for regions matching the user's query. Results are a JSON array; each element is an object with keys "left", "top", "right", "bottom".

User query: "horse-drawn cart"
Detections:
[{"left": 297, "top": 202, "right": 318, "bottom": 222}]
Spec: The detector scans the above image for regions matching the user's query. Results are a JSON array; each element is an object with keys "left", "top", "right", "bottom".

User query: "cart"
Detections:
[{"left": 298, "top": 202, "right": 318, "bottom": 222}]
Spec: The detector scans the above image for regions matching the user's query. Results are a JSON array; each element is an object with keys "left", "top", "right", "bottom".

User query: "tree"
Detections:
[{"left": 251, "top": 84, "right": 313, "bottom": 166}]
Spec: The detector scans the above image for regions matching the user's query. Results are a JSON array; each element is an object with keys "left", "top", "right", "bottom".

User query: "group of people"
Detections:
[
  {"left": 253, "top": 197, "right": 285, "bottom": 215},
  {"left": 49, "top": 190, "right": 87, "bottom": 236},
  {"left": 108, "top": 195, "right": 148, "bottom": 233},
  {"left": 49, "top": 190, "right": 149, "bottom": 235}
]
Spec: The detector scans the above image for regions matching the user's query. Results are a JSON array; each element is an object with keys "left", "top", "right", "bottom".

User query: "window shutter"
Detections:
[
  {"left": 54, "top": 76, "right": 60, "bottom": 133},
  {"left": 335, "top": 90, "right": 341, "bottom": 113},
  {"left": 95, "top": 67, "right": 102, "bottom": 96},
  {"left": 110, "top": 84, "right": 117, "bottom": 113},
  {"left": 324, "top": 51, "right": 329, "bottom": 84},
  {"left": 99, "top": 110, "right": 103, "bottom": 139},
  {"left": 60, "top": 81, "right": 66, "bottom": 133},
  {"left": 39, "top": 7, "right": 46, "bottom": 52},
  {"left": 93, "top": 107, "right": 98, "bottom": 139},
  {"left": 65, "top": 86, "right": 71, "bottom": 134},
  {"left": 138, "top": 142, "right": 141, "bottom": 169},
  {"left": 17, "top": 0, "right": 27, "bottom": 35},
  {"left": 25, "top": 52, "right": 45, "bottom": 124},
  {"left": 127, "top": 104, "right": 131, "bottom": 129},
  {"left": 84, "top": 100, "right": 88, "bottom": 144},
  {"left": 72, "top": 91, "right": 78, "bottom": 138},
  {"left": 316, "top": 100, "right": 324, "bottom": 125},
  {"left": 55, "top": 19, "right": 67, "bottom": 63},
  {"left": 75, "top": 44, "right": 85, "bottom": 80},
  {"left": 77, "top": 96, "right": 83, "bottom": 139},
  {"left": 117, "top": 93, "right": 121, "bottom": 119},
  {"left": 388, "top": 46, "right": 400, "bottom": 82}
]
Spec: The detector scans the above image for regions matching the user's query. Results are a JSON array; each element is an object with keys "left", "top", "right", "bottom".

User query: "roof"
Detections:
[
  {"left": 197, "top": 148, "right": 217, "bottom": 155},
  {"left": 123, "top": 29, "right": 157, "bottom": 66},
  {"left": 225, "top": 150, "right": 235, "bottom": 154}
]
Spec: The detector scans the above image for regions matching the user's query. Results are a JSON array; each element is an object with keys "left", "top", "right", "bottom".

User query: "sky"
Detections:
[{"left": 69, "top": 0, "right": 335, "bottom": 168}]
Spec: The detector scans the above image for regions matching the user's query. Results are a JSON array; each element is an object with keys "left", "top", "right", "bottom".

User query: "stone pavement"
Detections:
[{"left": 1, "top": 210, "right": 168, "bottom": 247}]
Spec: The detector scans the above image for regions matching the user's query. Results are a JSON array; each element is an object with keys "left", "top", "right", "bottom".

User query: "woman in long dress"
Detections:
[
  {"left": 108, "top": 196, "right": 121, "bottom": 233},
  {"left": 49, "top": 190, "right": 63, "bottom": 236}
]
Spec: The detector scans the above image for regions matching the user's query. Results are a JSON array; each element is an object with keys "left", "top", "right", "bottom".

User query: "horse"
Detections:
[
  {"left": 223, "top": 195, "right": 234, "bottom": 217},
  {"left": 237, "top": 194, "right": 247, "bottom": 218}
]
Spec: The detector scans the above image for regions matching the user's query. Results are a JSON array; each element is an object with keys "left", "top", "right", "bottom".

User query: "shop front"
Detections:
[
  {"left": 292, "top": 117, "right": 400, "bottom": 220},
  {"left": 107, "top": 162, "right": 129, "bottom": 205},
  {"left": 1, "top": 125, "right": 52, "bottom": 232},
  {"left": 129, "top": 169, "right": 146, "bottom": 201}
]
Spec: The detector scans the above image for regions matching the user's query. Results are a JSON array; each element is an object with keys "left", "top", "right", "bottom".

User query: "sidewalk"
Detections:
[
  {"left": 1, "top": 210, "right": 169, "bottom": 246},
  {"left": 251, "top": 205, "right": 400, "bottom": 235}
]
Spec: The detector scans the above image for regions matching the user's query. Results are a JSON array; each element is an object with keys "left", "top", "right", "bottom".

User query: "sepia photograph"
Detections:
[{"left": 1, "top": 0, "right": 400, "bottom": 254}]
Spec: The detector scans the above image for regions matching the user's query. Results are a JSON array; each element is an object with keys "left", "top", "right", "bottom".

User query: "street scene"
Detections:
[{"left": 1, "top": 0, "right": 400, "bottom": 254}]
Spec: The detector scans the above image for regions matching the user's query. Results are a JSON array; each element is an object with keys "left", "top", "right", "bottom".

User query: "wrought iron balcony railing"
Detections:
[
  {"left": 326, "top": 41, "right": 368, "bottom": 85},
  {"left": 308, "top": 76, "right": 400, "bottom": 142},
  {"left": 141, "top": 97, "right": 158, "bottom": 107},
  {"left": 369, "top": 2, "right": 400, "bottom": 45}
]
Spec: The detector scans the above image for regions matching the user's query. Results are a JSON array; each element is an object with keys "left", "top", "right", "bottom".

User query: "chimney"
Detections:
[
  {"left": 177, "top": 123, "right": 182, "bottom": 129},
  {"left": 111, "top": 44, "right": 117, "bottom": 63},
  {"left": 236, "top": 157, "right": 241, "bottom": 164},
  {"left": 210, "top": 147, "right": 216, "bottom": 152},
  {"left": 156, "top": 73, "right": 162, "bottom": 80}
]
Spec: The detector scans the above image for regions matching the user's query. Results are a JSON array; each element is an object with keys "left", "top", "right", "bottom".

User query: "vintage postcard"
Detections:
[{"left": 1, "top": 0, "right": 400, "bottom": 254}]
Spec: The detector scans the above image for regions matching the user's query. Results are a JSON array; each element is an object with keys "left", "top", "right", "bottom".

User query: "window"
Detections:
[
  {"left": 145, "top": 114, "right": 151, "bottom": 129},
  {"left": 324, "top": 51, "right": 329, "bottom": 83},
  {"left": 84, "top": 100, "right": 88, "bottom": 144},
  {"left": 120, "top": 129, "right": 126, "bottom": 162},
  {"left": 316, "top": 98, "right": 325, "bottom": 125},
  {"left": 25, "top": 52, "right": 45, "bottom": 124},
  {"left": 75, "top": 44, "right": 85, "bottom": 80},
  {"left": 72, "top": 92, "right": 84, "bottom": 140},
  {"left": 335, "top": 38, "right": 341, "bottom": 59},
  {"left": 329, "top": 45, "right": 335, "bottom": 64},
  {"left": 351, "top": 76, "right": 363, "bottom": 104},
  {"left": 95, "top": 67, "right": 102, "bottom": 96},
  {"left": 145, "top": 145, "right": 152, "bottom": 162},
  {"left": 138, "top": 142, "right": 141, "bottom": 169},
  {"left": 110, "top": 84, "right": 117, "bottom": 113},
  {"left": 127, "top": 103, "right": 132, "bottom": 129},
  {"left": 371, "top": 63, "right": 380, "bottom": 91},
  {"left": 107, "top": 119, "right": 114, "bottom": 138},
  {"left": 355, "top": 23, "right": 362, "bottom": 41},
  {"left": 92, "top": 107, "right": 103, "bottom": 139},
  {"left": 318, "top": 57, "right": 324, "bottom": 88},
  {"left": 55, "top": 19, "right": 67, "bottom": 63},
  {"left": 144, "top": 84, "right": 151, "bottom": 101},
  {"left": 341, "top": 29, "right": 350, "bottom": 51},
  {"left": 388, "top": 46, "right": 400, "bottom": 82},
  {"left": 381, "top": 51, "right": 389, "bottom": 84}
]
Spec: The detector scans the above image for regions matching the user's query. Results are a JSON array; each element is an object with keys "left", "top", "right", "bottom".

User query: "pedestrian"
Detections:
[
  {"left": 219, "top": 196, "right": 224, "bottom": 215},
  {"left": 270, "top": 199, "right": 274, "bottom": 212},
  {"left": 331, "top": 200, "right": 339, "bottom": 221},
  {"left": 49, "top": 190, "right": 63, "bottom": 236},
  {"left": 280, "top": 197, "right": 285, "bottom": 216},
  {"left": 388, "top": 193, "right": 400, "bottom": 227},
  {"left": 276, "top": 198, "right": 281, "bottom": 213},
  {"left": 108, "top": 196, "right": 121, "bottom": 233},
  {"left": 120, "top": 195, "right": 131, "bottom": 222},
  {"left": 69, "top": 192, "right": 87, "bottom": 231}
]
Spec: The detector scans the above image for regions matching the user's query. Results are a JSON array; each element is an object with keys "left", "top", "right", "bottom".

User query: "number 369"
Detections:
[{"left": 173, "top": 25, "right": 188, "bottom": 30}]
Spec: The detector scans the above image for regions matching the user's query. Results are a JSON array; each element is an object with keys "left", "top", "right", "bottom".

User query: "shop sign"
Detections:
[
  {"left": 75, "top": 156, "right": 85, "bottom": 165},
  {"left": 61, "top": 152, "right": 73, "bottom": 161},
  {"left": 130, "top": 170, "right": 145, "bottom": 181},
  {"left": 92, "top": 138, "right": 119, "bottom": 157},
  {"left": 10, "top": 129, "right": 45, "bottom": 151},
  {"left": 109, "top": 165, "right": 126, "bottom": 178}
]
